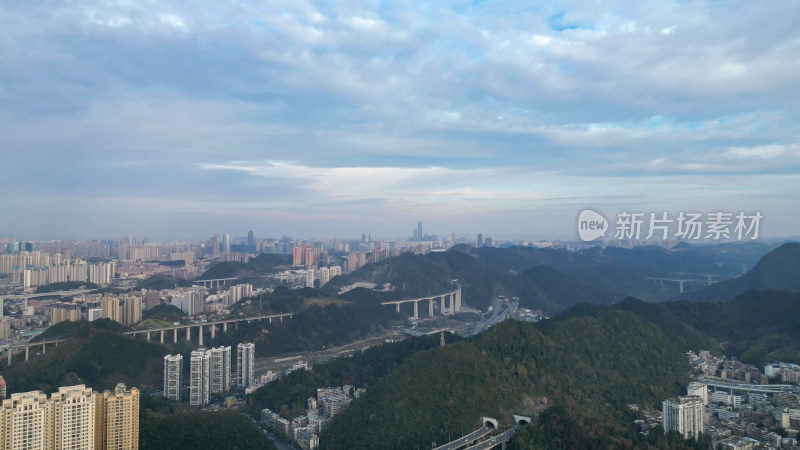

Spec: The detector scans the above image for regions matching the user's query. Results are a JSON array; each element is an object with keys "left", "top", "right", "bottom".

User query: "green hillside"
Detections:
[
  {"left": 1, "top": 320, "right": 166, "bottom": 393},
  {"left": 198, "top": 253, "right": 291, "bottom": 279},
  {"left": 679, "top": 242, "right": 800, "bottom": 301},
  {"left": 665, "top": 289, "right": 800, "bottom": 365},
  {"left": 501, "top": 265, "right": 623, "bottom": 313},
  {"left": 320, "top": 304, "right": 704, "bottom": 449}
]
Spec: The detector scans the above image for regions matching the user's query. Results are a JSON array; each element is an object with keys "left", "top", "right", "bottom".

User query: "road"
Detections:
[
  {"left": 254, "top": 330, "right": 406, "bottom": 374},
  {"left": 434, "top": 426, "right": 494, "bottom": 450},
  {"left": 465, "top": 427, "right": 517, "bottom": 450},
  {"left": 468, "top": 299, "right": 518, "bottom": 337}
]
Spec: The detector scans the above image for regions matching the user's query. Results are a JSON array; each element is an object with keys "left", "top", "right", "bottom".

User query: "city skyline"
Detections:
[{"left": 2, "top": 1, "right": 800, "bottom": 239}]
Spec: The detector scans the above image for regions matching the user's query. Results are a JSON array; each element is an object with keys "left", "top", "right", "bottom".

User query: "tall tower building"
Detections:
[
  {"left": 663, "top": 396, "right": 704, "bottom": 439},
  {"left": 223, "top": 234, "right": 231, "bottom": 254},
  {"left": 209, "top": 346, "right": 232, "bottom": 394},
  {"left": 247, "top": 231, "right": 255, "bottom": 251},
  {"left": 237, "top": 343, "right": 255, "bottom": 388},
  {"left": 95, "top": 383, "right": 140, "bottom": 450},
  {"left": 417, "top": 221, "right": 423, "bottom": 241},
  {"left": 477, "top": 234, "right": 483, "bottom": 247},
  {"left": 189, "top": 349, "right": 211, "bottom": 406},
  {"left": 51, "top": 385, "right": 96, "bottom": 450},
  {"left": 163, "top": 355, "right": 183, "bottom": 402}
]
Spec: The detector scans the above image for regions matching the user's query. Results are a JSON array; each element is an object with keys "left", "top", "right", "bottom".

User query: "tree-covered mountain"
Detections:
[
  {"left": 198, "top": 253, "right": 291, "bottom": 279},
  {"left": 319, "top": 301, "right": 709, "bottom": 449},
  {"left": 500, "top": 265, "right": 623, "bottom": 314},
  {"left": 678, "top": 242, "right": 800, "bottom": 301},
  {"left": 664, "top": 289, "right": 800, "bottom": 366},
  {"left": 335, "top": 242, "right": 777, "bottom": 311}
]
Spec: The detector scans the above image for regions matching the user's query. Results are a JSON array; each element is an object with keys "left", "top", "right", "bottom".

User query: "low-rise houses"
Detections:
[{"left": 260, "top": 384, "right": 362, "bottom": 450}]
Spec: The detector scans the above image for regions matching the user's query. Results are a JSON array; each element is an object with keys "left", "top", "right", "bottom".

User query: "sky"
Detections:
[{"left": 1, "top": 0, "right": 799, "bottom": 241}]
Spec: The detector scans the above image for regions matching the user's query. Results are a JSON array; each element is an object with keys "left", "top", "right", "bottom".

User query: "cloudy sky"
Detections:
[{"left": 2, "top": 0, "right": 799, "bottom": 240}]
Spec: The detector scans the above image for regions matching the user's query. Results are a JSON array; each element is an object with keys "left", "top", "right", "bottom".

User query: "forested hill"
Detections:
[
  {"left": 319, "top": 299, "right": 711, "bottom": 450},
  {"left": 334, "top": 242, "right": 778, "bottom": 312},
  {"left": 678, "top": 242, "right": 800, "bottom": 301},
  {"left": 198, "top": 253, "right": 291, "bottom": 279}
]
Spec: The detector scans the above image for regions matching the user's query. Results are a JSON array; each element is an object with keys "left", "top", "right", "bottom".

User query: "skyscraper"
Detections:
[
  {"left": 95, "top": 383, "right": 140, "bottom": 450},
  {"left": 190, "top": 349, "right": 211, "bottom": 406},
  {"left": 163, "top": 354, "right": 183, "bottom": 401},
  {"left": 209, "top": 346, "right": 232, "bottom": 394},
  {"left": 237, "top": 343, "right": 255, "bottom": 388},
  {"left": 247, "top": 230, "right": 255, "bottom": 251},
  {"left": 663, "top": 396, "right": 704, "bottom": 440},
  {"left": 417, "top": 221, "right": 423, "bottom": 241},
  {"left": 223, "top": 234, "right": 231, "bottom": 254},
  {"left": 477, "top": 234, "right": 483, "bottom": 247}
]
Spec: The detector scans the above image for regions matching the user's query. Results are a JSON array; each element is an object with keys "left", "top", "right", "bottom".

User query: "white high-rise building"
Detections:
[
  {"left": 687, "top": 382, "right": 708, "bottom": 405},
  {"left": 209, "top": 346, "right": 232, "bottom": 394},
  {"left": 237, "top": 343, "right": 256, "bottom": 388},
  {"left": 164, "top": 354, "right": 184, "bottom": 402},
  {"left": 663, "top": 396, "right": 704, "bottom": 439},
  {"left": 223, "top": 234, "right": 231, "bottom": 254},
  {"left": 318, "top": 267, "right": 330, "bottom": 286},
  {"left": 190, "top": 349, "right": 211, "bottom": 406},
  {"left": 305, "top": 270, "right": 314, "bottom": 288}
]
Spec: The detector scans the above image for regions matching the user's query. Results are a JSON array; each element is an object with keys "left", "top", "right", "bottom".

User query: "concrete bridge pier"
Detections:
[
  {"left": 223, "top": 322, "right": 227, "bottom": 332},
  {"left": 146, "top": 331, "right": 150, "bottom": 341},
  {"left": 42, "top": 343, "right": 46, "bottom": 355},
  {"left": 428, "top": 298, "right": 434, "bottom": 317},
  {"left": 174, "top": 329, "right": 178, "bottom": 343},
  {"left": 186, "top": 327, "right": 191, "bottom": 342},
  {"left": 198, "top": 325, "right": 204, "bottom": 346},
  {"left": 210, "top": 324, "right": 215, "bottom": 339},
  {"left": 25, "top": 347, "right": 29, "bottom": 361},
  {"left": 160, "top": 330, "right": 164, "bottom": 344},
  {"left": 413, "top": 301, "right": 419, "bottom": 319}
]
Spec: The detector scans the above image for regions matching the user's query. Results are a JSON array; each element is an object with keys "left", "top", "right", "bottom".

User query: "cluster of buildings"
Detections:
[
  {"left": 0, "top": 250, "right": 116, "bottom": 289},
  {"left": 638, "top": 352, "right": 800, "bottom": 449},
  {"left": 0, "top": 382, "right": 139, "bottom": 449},
  {"left": 261, "top": 385, "right": 365, "bottom": 450},
  {"left": 163, "top": 342, "right": 256, "bottom": 406}
]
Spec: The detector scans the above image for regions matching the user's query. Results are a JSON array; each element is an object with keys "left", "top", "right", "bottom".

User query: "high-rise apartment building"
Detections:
[
  {"left": 237, "top": 343, "right": 255, "bottom": 388},
  {"left": 189, "top": 291, "right": 205, "bottom": 316},
  {"left": 51, "top": 385, "right": 96, "bottom": 450},
  {"left": 101, "top": 297, "right": 122, "bottom": 323},
  {"left": 190, "top": 349, "right": 211, "bottom": 406},
  {"left": 305, "top": 270, "right": 314, "bottom": 288},
  {"left": 417, "top": 221, "right": 423, "bottom": 241},
  {"left": 663, "top": 396, "right": 704, "bottom": 439},
  {"left": 123, "top": 296, "right": 142, "bottom": 326},
  {"left": 163, "top": 354, "right": 183, "bottom": 402},
  {"left": 95, "top": 383, "right": 140, "bottom": 450},
  {"left": 1, "top": 391, "right": 52, "bottom": 449},
  {"left": 0, "top": 384, "right": 139, "bottom": 450},
  {"left": 209, "top": 346, "right": 232, "bottom": 394}
]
